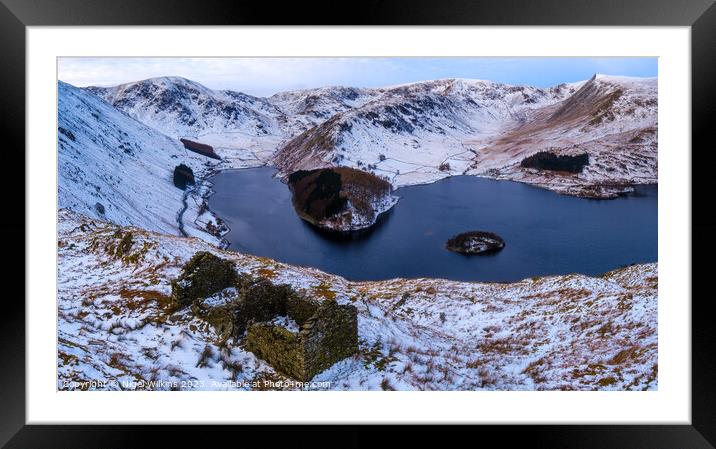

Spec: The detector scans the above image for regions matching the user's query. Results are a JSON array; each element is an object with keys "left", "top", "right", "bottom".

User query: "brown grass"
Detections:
[
  {"left": 380, "top": 378, "right": 396, "bottom": 391},
  {"left": 256, "top": 267, "right": 278, "bottom": 280},
  {"left": 597, "top": 377, "right": 617, "bottom": 387},
  {"left": 607, "top": 346, "right": 643, "bottom": 365},
  {"left": 313, "top": 282, "right": 337, "bottom": 300}
]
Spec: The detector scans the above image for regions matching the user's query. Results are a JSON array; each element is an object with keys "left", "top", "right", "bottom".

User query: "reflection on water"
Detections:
[{"left": 208, "top": 167, "right": 658, "bottom": 282}]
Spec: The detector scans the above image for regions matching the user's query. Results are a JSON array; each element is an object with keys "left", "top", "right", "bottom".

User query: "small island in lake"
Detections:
[
  {"left": 446, "top": 231, "right": 506, "bottom": 255},
  {"left": 286, "top": 167, "right": 398, "bottom": 232}
]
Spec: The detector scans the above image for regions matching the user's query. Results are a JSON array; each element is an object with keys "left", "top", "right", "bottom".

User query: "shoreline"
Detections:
[
  {"left": 191, "top": 163, "right": 656, "bottom": 284},
  {"left": 57, "top": 208, "right": 659, "bottom": 391},
  {"left": 178, "top": 163, "right": 237, "bottom": 248}
]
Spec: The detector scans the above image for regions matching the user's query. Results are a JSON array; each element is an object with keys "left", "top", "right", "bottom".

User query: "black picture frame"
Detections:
[{"left": 2, "top": 0, "right": 714, "bottom": 447}]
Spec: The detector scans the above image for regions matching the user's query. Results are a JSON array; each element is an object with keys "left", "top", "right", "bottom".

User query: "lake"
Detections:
[{"left": 208, "top": 167, "right": 657, "bottom": 282}]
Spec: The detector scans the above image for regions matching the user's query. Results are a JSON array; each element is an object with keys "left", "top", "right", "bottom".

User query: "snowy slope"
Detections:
[
  {"left": 85, "top": 75, "right": 656, "bottom": 197},
  {"left": 468, "top": 75, "right": 658, "bottom": 197},
  {"left": 57, "top": 76, "right": 659, "bottom": 391},
  {"left": 271, "top": 78, "right": 587, "bottom": 185},
  {"left": 84, "top": 77, "right": 579, "bottom": 176},
  {"left": 89, "top": 79, "right": 382, "bottom": 140},
  {"left": 58, "top": 81, "right": 221, "bottom": 239},
  {"left": 269, "top": 85, "right": 384, "bottom": 132},
  {"left": 58, "top": 210, "right": 657, "bottom": 391},
  {"left": 87, "top": 77, "right": 282, "bottom": 139},
  {"left": 274, "top": 76, "right": 656, "bottom": 196},
  {"left": 86, "top": 77, "right": 287, "bottom": 163}
]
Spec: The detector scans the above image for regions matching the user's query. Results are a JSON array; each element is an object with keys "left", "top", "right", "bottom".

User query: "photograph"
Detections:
[{"left": 56, "top": 56, "right": 658, "bottom": 392}]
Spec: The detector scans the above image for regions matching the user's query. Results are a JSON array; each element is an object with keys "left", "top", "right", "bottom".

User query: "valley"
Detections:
[
  {"left": 66, "top": 73, "right": 657, "bottom": 239},
  {"left": 87, "top": 74, "right": 656, "bottom": 198},
  {"left": 56, "top": 71, "right": 659, "bottom": 390}
]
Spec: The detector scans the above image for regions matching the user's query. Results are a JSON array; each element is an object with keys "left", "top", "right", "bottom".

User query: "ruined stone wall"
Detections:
[
  {"left": 172, "top": 251, "right": 358, "bottom": 382},
  {"left": 245, "top": 323, "right": 306, "bottom": 380},
  {"left": 286, "top": 294, "right": 320, "bottom": 325},
  {"left": 244, "top": 299, "right": 358, "bottom": 381},
  {"left": 300, "top": 300, "right": 359, "bottom": 380},
  {"left": 191, "top": 301, "right": 239, "bottom": 341},
  {"left": 170, "top": 251, "right": 237, "bottom": 307},
  {"left": 234, "top": 279, "right": 290, "bottom": 334}
]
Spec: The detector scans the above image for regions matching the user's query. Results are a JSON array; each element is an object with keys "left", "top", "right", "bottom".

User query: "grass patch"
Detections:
[
  {"left": 256, "top": 267, "right": 278, "bottom": 280},
  {"left": 313, "top": 282, "right": 337, "bottom": 300}
]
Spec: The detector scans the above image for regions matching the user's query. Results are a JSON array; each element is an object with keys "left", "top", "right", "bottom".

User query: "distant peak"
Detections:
[
  {"left": 105, "top": 76, "right": 213, "bottom": 92},
  {"left": 593, "top": 73, "right": 657, "bottom": 82},
  {"left": 142, "top": 75, "right": 191, "bottom": 84}
]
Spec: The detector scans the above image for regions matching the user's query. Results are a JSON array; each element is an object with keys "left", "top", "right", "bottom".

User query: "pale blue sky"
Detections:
[{"left": 59, "top": 57, "right": 657, "bottom": 97}]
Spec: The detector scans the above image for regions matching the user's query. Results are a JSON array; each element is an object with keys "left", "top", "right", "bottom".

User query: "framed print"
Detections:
[{"left": 4, "top": 0, "right": 715, "bottom": 446}]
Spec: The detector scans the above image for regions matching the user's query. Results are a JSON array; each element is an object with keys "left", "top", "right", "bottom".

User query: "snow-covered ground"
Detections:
[
  {"left": 57, "top": 74, "right": 659, "bottom": 390},
  {"left": 58, "top": 81, "right": 224, "bottom": 243},
  {"left": 58, "top": 210, "right": 657, "bottom": 391},
  {"left": 273, "top": 75, "right": 657, "bottom": 197},
  {"left": 84, "top": 74, "right": 656, "bottom": 198}
]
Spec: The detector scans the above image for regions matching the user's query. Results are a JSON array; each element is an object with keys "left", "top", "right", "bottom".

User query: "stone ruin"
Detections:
[
  {"left": 244, "top": 295, "right": 358, "bottom": 382},
  {"left": 170, "top": 251, "right": 358, "bottom": 382}
]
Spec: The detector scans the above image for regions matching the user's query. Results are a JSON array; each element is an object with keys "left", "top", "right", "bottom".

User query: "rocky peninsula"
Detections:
[{"left": 286, "top": 167, "right": 398, "bottom": 232}]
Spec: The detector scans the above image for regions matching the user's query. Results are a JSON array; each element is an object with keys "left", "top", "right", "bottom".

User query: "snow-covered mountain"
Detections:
[
  {"left": 84, "top": 74, "right": 656, "bottom": 198},
  {"left": 269, "top": 85, "right": 384, "bottom": 131},
  {"left": 61, "top": 73, "right": 657, "bottom": 245},
  {"left": 86, "top": 78, "right": 385, "bottom": 167},
  {"left": 274, "top": 75, "right": 657, "bottom": 196},
  {"left": 87, "top": 77, "right": 281, "bottom": 138},
  {"left": 58, "top": 81, "right": 221, "bottom": 240},
  {"left": 86, "top": 77, "right": 287, "bottom": 166},
  {"left": 272, "top": 78, "right": 584, "bottom": 185},
  {"left": 468, "top": 75, "right": 658, "bottom": 198}
]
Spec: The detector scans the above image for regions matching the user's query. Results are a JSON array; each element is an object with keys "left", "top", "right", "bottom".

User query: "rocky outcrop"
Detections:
[
  {"left": 286, "top": 167, "right": 398, "bottom": 232},
  {"left": 446, "top": 231, "right": 505, "bottom": 255}
]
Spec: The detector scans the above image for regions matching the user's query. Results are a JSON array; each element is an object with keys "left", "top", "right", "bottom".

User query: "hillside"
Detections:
[
  {"left": 275, "top": 75, "right": 657, "bottom": 197},
  {"left": 57, "top": 73, "right": 659, "bottom": 391},
  {"left": 468, "top": 75, "right": 658, "bottom": 198},
  {"left": 58, "top": 81, "right": 223, "bottom": 242},
  {"left": 86, "top": 77, "right": 286, "bottom": 166},
  {"left": 58, "top": 210, "right": 657, "bottom": 391},
  {"left": 272, "top": 78, "right": 585, "bottom": 185},
  {"left": 85, "top": 74, "right": 656, "bottom": 198}
]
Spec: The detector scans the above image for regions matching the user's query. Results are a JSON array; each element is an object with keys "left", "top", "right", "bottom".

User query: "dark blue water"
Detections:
[{"left": 208, "top": 167, "right": 657, "bottom": 282}]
